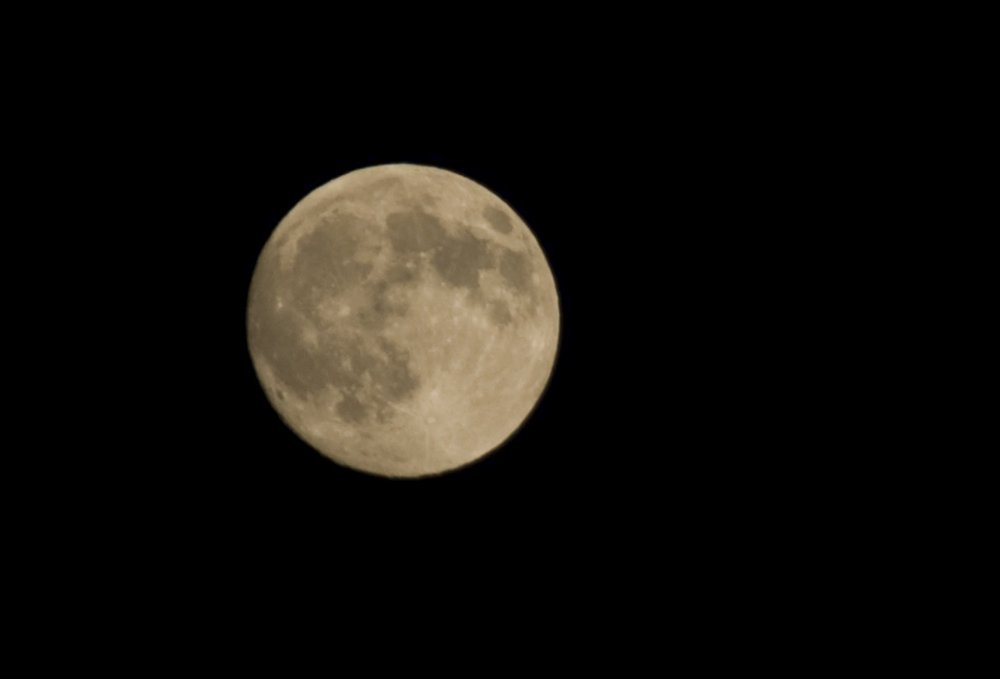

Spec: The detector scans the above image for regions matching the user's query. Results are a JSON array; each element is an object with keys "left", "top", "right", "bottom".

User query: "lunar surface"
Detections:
[{"left": 246, "top": 164, "right": 560, "bottom": 477}]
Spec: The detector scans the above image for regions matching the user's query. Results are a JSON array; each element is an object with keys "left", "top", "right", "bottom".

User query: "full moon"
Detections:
[{"left": 246, "top": 164, "right": 560, "bottom": 477}]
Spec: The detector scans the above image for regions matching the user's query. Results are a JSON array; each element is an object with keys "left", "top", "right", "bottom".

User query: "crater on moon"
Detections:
[
  {"left": 247, "top": 164, "right": 559, "bottom": 478},
  {"left": 483, "top": 205, "right": 514, "bottom": 235}
]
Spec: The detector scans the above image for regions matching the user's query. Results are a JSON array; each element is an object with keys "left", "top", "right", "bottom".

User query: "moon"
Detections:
[{"left": 246, "top": 164, "right": 560, "bottom": 478}]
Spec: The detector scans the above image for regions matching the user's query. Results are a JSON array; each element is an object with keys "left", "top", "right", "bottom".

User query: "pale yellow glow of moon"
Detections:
[{"left": 246, "top": 164, "right": 560, "bottom": 478}]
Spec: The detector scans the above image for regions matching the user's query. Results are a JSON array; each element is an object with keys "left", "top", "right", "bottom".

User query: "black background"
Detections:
[
  {"left": 22, "top": 28, "right": 862, "bottom": 644},
  {"left": 8, "top": 10, "right": 945, "bottom": 666}
]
